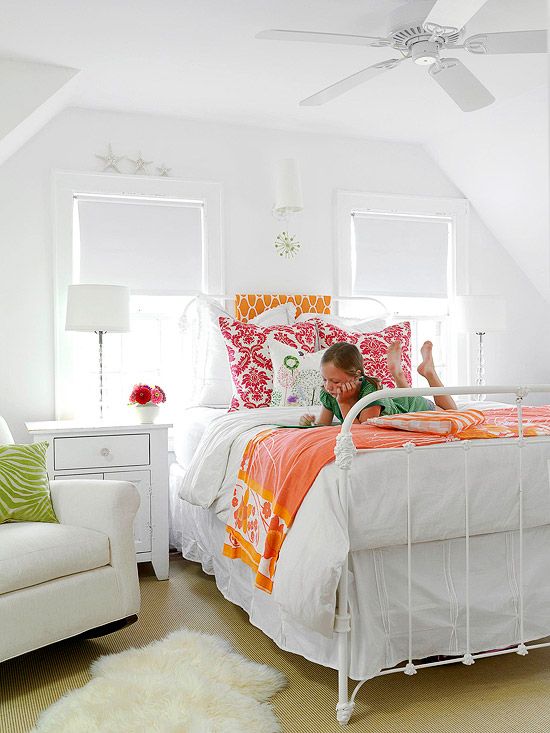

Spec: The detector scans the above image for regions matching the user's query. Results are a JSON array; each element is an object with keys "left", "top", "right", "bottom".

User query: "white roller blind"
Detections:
[
  {"left": 352, "top": 213, "right": 450, "bottom": 298},
  {"left": 76, "top": 195, "right": 203, "bottom": 293}
]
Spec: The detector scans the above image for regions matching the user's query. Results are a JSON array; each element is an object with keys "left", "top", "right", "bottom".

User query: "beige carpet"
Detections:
[{"left": 1, "top": 555, "right": 549, "bottom": 733}]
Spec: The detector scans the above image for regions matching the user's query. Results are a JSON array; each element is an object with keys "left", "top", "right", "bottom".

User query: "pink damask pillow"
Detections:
[
  {"left": 219, "top": 317, "right": 317, "bottom": 410},
  {"left": 315, "top": 319, "right": 412, "bottom": 387}
]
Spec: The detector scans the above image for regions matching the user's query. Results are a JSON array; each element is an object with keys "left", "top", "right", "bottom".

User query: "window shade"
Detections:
[
  {"left": 352, "top": 214, "right": 450, "bottom": 298},
  {"left": 76, "top": 196, "right": 203, "bottom": 293}
]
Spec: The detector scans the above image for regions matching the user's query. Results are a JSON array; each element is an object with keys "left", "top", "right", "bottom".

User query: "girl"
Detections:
[{"left": 300, "top": 340, "right": 457, "bottom": 426}]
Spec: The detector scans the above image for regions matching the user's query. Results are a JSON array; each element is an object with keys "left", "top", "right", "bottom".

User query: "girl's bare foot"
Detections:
[
  {"left": 387, "top": 341, "right": 405, "bottom": 381},
  {"left": 417, "top": 341, "right": 436, "bottom": 379}
]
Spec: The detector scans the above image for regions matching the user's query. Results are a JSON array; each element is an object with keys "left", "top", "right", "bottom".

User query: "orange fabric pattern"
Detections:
[
  {"left": 223, "top": 424, "right": 451, "bottom": 592},
  {"left": 456, "top": 405, "right": 550, "bottom": 439},
  {"left": 368, "top": 409, "right": 485, "bottom": 435},
  {"left": 235, "top": 293, "right": 331, "bottom": 322}
]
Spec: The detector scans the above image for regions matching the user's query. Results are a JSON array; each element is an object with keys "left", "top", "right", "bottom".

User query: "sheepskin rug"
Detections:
[{"left": 33, "top": 629, "right": 286, "bottom": 732}]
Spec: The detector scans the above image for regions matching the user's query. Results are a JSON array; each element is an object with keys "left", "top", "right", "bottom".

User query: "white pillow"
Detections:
[
  {"left": 268, "top": 337, "right": 326, "bottom": 408},
  {"left": 180, "top": 296, "right": 296, "bottom": 407},
  {"left": 296, "top": 312, "right": 386, "bottom": 333}
]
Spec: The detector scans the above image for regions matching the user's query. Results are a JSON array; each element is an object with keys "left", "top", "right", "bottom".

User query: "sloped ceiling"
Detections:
[
  {"left": 0, "top": 57, "right": 78, "bottom": 165},
  {"left": 0, "top": 0, "right": 547, "bottom": 294}
]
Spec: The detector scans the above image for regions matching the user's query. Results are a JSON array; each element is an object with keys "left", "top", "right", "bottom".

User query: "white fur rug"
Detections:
[{"left": 33, "top": 629, "right": 286, "bottom": 733}]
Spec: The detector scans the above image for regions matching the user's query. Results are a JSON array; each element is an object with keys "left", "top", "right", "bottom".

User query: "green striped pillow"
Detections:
[{"left": 0, "top": 442, "right": 57, "bottom": 523}]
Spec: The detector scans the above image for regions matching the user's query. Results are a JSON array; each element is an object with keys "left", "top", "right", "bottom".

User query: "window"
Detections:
[
  {"left": 53, "top": 172, "right": 223, "bottom": 422},
  {"left": 336, "top": 192, "right": 469, "bottom": 385}
]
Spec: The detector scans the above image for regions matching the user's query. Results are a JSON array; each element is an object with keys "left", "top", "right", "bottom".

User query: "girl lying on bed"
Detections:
[{"left": 300, "top": 340, "right": 457, "bottom": 426}]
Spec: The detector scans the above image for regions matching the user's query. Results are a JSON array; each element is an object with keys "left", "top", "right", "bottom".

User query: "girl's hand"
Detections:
[
  {"left": 336, "top": 377, "right": 361, "bottom": 404},
  {"left": 299, "top": 413, "right": 316, "bottom": 427}
]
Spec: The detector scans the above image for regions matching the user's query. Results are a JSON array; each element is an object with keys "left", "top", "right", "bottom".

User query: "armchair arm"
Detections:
[{"left": 50, "top": 479, "right": 141, "bottom": 614}]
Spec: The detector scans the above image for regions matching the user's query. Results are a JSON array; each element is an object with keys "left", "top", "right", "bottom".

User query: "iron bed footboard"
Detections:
[{"left": 333, "top": 384, "right": 550, "bottom": 725}]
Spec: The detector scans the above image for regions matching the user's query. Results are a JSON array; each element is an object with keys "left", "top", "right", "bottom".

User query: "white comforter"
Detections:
[{"left": 180, "top": 403, "right": 550, "bottom": 636}]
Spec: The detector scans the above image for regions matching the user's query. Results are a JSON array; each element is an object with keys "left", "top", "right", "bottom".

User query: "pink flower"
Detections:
[
  {"left": 129, "top": 383, "right": 165, "bottom": 405},
  {"left": 150, "top": 385, "right": 166, "bottom": 404}
]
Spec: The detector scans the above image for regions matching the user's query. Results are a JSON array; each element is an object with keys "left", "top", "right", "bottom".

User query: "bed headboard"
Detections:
[{"left": 235, "top": 293, "right": 331, "bottom": 322}]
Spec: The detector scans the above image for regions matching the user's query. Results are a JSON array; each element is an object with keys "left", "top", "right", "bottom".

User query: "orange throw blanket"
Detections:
[{"left": 223, "top": 424, "right": 451, "bottom": 592}]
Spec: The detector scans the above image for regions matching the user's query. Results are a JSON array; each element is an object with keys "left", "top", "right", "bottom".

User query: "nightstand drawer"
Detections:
[{"left": 53, "top": 434, "right": 150, "bottom": 470}]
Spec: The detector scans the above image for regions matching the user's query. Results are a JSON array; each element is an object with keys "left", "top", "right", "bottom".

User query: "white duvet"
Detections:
[{"left": 179, "top": 403, "right": 550, "bottom": 637}]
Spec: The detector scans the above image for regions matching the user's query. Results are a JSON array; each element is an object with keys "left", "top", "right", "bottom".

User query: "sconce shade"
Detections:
[
  {"left": 274, "top": 158, "right": 303, "bottom": 214},
  {"left": 455, "top": 295, "right": 506, "bottom": 333},
  {"left": 65, "top": 284, "right": 130, "bottom": 332}
]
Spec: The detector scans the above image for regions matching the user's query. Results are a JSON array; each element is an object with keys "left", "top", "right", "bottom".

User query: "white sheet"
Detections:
[
  {"left": 176, "top": 497, "right": 550, "bottom": 680},
  {"left": 173, "top": 405, "right": 228, "bottom": 469},
  {"left": 178, "top": 401, "right": 550, "bottom": 639}
]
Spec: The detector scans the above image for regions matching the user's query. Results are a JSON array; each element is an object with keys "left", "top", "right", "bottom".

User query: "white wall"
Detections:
[{"left": 0, "top": 107, "right": 547, "bottom": 440}]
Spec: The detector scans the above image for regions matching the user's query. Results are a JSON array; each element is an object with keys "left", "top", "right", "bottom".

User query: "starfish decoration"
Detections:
[
  {"left": 274, "top": 231, "right": 301, "bottom": 259},
  {"left": 156, "top": 164, "right": 171, "bottom": 177},
  {"left": 95, "top": 144, "right": 124, "bottom": 173},
  {"left": 128, "top": 151, "right": 153, "bottom": 174}
]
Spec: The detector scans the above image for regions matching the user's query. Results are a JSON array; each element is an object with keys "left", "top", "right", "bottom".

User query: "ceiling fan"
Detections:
[{"left": 256, "top": 0, "right": 547, "bottom": 111}]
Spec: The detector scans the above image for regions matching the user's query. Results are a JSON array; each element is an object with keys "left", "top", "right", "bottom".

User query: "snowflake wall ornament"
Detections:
[{"left": 274, "top": 231, "right": 301, "bottom": 259}]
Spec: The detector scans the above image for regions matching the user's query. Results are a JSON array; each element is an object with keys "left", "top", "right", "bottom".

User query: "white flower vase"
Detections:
[{"left": 134, "top": 403, "right": 160, "bottom": 424}]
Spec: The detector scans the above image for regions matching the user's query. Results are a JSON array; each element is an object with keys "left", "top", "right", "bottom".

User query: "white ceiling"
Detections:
[{"left": 0, "top": 0, "right": 546, "bottom": 142}]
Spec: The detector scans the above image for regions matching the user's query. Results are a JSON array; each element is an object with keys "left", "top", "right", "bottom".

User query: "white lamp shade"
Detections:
[
  {"left": 65, "top": 284, "right": 130, "bottom": 332},
  {"left": 455, "top": 295, "right": 506, "bottom": 333},
  {"left": 274, "top": 158, "right": 303, "bottom": 214}
]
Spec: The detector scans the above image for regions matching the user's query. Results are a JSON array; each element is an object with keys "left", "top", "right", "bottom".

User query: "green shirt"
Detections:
[{"left": 319, "top": 378, "right": 434, "bottom": 423}]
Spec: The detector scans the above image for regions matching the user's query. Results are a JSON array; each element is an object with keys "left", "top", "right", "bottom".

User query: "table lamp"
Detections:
[
  {"left": 456, "top": 295, "right": 506, "bottom": 400},
  {"left": 65, "top": 284, "right": 130, "bottom": 418}
]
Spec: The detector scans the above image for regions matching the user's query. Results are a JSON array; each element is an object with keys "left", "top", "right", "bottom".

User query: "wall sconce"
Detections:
[
  {"left": 272, "top": 159, "right": 303, "bottom": 258},
  {"left": 274, "top": 158, "right": 303, "bottom": 217}
]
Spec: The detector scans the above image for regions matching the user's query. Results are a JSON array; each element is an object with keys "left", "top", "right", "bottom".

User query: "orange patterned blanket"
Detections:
[{"left": 222, "top": 424, "right": 451, "bottom": 592}]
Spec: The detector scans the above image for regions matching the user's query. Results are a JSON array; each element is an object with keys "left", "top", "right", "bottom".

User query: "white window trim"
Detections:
[
  {"left": 334, "top": 190, "right": 470, "bottom": 383},
  {"left": 52, "top": 170, "right": 224, "bottom": 419}
]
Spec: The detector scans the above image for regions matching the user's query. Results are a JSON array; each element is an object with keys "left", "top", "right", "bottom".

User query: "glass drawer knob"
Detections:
[{"left": 100, "top": 447, "right": 112, "bottom": 458}]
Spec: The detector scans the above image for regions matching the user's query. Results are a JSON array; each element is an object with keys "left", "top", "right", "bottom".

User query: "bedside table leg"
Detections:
[{"left": 152, "top": 552, "right": 169, "bottom": 580}]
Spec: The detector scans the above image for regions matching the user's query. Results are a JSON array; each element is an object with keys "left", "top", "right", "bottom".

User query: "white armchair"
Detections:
[{"left": 0, "top": 418, "right": 141, "bottom": 662}]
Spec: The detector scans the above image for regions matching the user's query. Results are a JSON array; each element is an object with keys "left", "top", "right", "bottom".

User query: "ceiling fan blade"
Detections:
[
  {"left": 423, "top": 0, "right": 488, "bottom": 32},
  {"left": 299, "top": 59, "right": 403, "bottom": 106},
  {"left": 429, "top": 58, "right": 495, "bottom": 111},
  {"left": 255, "top": 29, "right": 390, "bottom": 48},
  {"left": 464, "top": 29, "right": 548, "bottom": 55}
]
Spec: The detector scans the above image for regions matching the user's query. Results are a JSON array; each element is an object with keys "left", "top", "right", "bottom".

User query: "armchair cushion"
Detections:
[
  {"left": 0, "top": 442, "right": 57, "bottom": 524},
  {"left": 0, "top": 522, "right": 109, "bottom": 594}
]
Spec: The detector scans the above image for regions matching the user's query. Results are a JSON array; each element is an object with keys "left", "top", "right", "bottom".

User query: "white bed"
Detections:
[{"left": 170, "top": 399, "right": 550, "bottom": 687}]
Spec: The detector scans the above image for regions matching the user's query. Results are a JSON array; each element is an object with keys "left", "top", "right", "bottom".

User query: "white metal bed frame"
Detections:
[{"left": 333, "top": 384, "right": 550, "bottom": 725}]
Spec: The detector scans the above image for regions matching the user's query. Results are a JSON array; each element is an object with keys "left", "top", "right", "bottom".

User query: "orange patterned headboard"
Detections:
[{"left": 235, "top": 294, "right": 331, "bottom": 322}]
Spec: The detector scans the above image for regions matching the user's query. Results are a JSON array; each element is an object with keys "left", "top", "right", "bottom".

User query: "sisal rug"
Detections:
[{"left": 32, "top": 628, "right": 286, "bottom": 733}]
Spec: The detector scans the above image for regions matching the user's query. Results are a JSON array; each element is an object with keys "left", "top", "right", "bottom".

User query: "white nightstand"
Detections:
[{"left": 25, "top": 419, "right": 172, "bottom": 580}]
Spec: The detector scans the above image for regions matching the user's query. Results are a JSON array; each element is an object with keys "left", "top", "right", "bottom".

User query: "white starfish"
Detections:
[
  {"left": 157, "top": 164, "right": 171, "bottom": 177},
  {"left": 128, "top": 151, "right": 153, "bottom": 174},
  {"left": 95, "top": 143, "right": 124, "bottom": 173}
]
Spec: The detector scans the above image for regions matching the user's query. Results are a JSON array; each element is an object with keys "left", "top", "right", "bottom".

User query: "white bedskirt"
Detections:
[{"left": 171, "top": 471, "right": 550, "bottom": 680}]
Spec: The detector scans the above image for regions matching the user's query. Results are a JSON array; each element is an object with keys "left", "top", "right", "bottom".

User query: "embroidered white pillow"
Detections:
[{"left": 268, "top": 338, "right": 326, "bottom": 408}]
